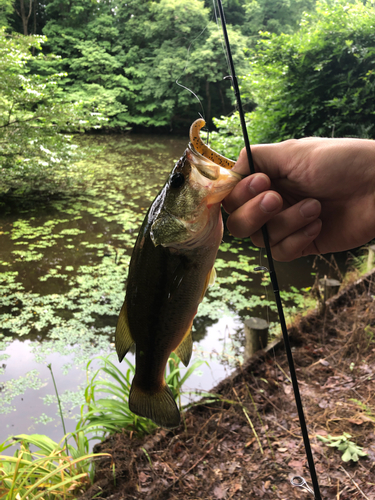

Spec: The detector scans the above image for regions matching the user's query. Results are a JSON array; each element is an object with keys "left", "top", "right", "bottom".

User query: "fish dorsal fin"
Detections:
[
  {"left": 129, "top": 380, "right": 180, "bottom": 429},
  {"left": 174, "top": 328, "right": 193, "bottom": 367},
  {"left": 115, "top": 300, "right": 135, "bottom": 362}
]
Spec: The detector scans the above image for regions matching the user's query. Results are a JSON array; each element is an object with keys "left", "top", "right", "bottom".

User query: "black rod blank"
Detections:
[{"left": 215, "top": 1, "right": 322, "bottom": 498}]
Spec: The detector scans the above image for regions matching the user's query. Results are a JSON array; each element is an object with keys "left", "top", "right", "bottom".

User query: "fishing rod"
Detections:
[{"left": 215, "top": 1, "right": 322, "bottom": 498}]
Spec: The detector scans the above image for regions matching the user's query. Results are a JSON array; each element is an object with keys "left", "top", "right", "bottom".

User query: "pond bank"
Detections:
[{"left": 83, "top": 269, "right": 375, "bottom": 500}]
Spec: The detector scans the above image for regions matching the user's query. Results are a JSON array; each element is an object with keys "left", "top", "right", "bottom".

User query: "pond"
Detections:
[{"left": 0, "top": 133, "right": 339, "bottom": 445}]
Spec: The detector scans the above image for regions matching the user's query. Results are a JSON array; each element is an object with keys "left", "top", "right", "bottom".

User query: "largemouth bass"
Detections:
[{"left": 115, "top": 119, "right": 240, "bottom": 428}]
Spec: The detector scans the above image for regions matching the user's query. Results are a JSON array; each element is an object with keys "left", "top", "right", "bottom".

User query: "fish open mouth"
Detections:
[
  {"left": 187, "top": 145, "right": 220, "bottom": 180},
  {"left": 187, "top": 145, "right": 242, "bottom": 181},
  {"left": 186, "top": 145, "right": 242, "bottom": 205}
]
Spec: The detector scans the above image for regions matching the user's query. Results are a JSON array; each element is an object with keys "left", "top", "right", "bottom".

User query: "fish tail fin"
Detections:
[{"left": 129, "top": 381, "right": 180, "bottom": 429}]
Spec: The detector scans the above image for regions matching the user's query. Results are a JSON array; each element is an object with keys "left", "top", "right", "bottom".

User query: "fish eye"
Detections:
[{"left": 170, "top": 172, "right": 185, "bottom": 189}]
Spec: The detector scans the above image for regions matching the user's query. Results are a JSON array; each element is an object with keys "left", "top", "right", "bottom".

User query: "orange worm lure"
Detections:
[{"left": 189, "top": 118, "right": 235, "bottom": 170}]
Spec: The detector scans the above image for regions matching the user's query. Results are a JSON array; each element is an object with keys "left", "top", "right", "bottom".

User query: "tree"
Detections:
[
  {"left": 0, "top": 29, "right": 101, "bottom": 195},
  {"left": 8, "top": 0, "right": 45, "bottom": 36},
  {"left": 35, "top": 0, "right": 250, "bottom": 129},
  {"left": 38, "top": 0, "right": 131, "bottom": 129},
  {"left": 0, "top": 0, "right": 13, "bottom": 28},
  {"left": 212, "top": 0, "right": 375, "bottom": 153},
  {"left": 112, "top": 0, "right": 250, "bottom": 127},
  {"left": 240, "top": 0, "right": 315, "bottom": 37},
  {"left": 4, "top": 0, "right": 323, "bottom": 131},
  {"left": 203, "top": 0, "right": 316, "bottom": 38}
]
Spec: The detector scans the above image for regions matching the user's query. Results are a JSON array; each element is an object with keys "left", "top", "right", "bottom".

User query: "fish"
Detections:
[{"left": 115, "top": 119, "right": 241, "bottom": 429}]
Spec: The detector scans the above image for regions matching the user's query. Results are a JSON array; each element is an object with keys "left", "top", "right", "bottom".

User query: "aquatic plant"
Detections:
[
  {"left": 166, "top": 352, "right": 207, "bottom": 411},
  {"left": 77, "top": 356, "right": 156, "bottom": 437}
]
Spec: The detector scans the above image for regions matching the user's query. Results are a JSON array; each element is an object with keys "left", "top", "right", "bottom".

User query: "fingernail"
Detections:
[
  {"left": 304, "top": 219, "right": 322, "bottom": 237},
  {"left": 248, "top": 174, "right": 269, "bottom": 196},
  {"left": 260, "top": 193, "right": 281, "bottom": 213},
  {"left": 300, "top": 199, "right": 320, "bottom": 218}
]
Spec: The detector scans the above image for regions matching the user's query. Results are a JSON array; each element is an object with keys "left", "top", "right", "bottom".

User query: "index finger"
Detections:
[{"left": 232, "top": 143, "right": 293, "bottom": 178}]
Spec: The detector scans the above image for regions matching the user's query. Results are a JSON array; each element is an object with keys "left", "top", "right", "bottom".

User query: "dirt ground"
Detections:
[{"left": 81, "top": 271, "right": 375, "bottom": 500}]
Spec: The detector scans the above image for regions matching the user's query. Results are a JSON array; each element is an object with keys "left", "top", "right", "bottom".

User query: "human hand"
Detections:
[{"left": 223, "top": 138, "right": 375, "bottom": 261}]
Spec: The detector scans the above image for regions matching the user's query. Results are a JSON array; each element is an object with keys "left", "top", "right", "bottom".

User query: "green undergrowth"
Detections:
[
  {"left": 77, "top": 353, "right": 207, "bottom": 437},
  {"left": 0, "top": 352, "right": 206, "bottom": 498},
  {"left": 317, "top": 433, "right": 368, "bottom": 462},
  {"left": 0, "top": 432, "right": 112, "bottom": 500}
]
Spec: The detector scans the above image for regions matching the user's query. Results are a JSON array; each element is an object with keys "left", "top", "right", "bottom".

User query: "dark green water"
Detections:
[{"left": 0, "top": 134, "right": 338, "bottom": 444}]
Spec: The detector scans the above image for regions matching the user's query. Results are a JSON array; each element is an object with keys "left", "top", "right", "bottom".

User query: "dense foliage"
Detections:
[
  {"left": 212, "top": 0, "right": 375, "bottom": 156},
  {"left": 207, "top": 0, "right": 315, "bottom": 36},
  {"left": 34, "top": 0, "right": 250, "bottom": 128},
  {"left": 3, "top": 0, "right": 318, "bottom": 131},
  {"left": 0, "top": 0, "right": 12, "bottom": 28}
]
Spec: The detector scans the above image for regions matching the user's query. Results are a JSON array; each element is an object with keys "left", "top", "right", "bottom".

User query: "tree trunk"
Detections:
[
  {"left": 31, "top": 0, "right": 37, "bottom": 54},
  {"left": 33, "top": 0, "right": 37, "bottom": 34},
  {"left": 219, "top": 85, "right": 226, "bottom": 115},
  {"left": 18, "top": 0, "right": 33, "bottom": 36},
  {"left": 205, "top": 80, "right": 211, "bottom": 124}
]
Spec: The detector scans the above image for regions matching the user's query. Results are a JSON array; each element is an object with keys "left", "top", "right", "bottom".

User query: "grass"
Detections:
[
  {"left": 77, "top": 353, "right": 208, "bottom": 438},
  {"left": 0, "top": 433, "right": 112, "bottom": 500},
  {"left": 0, "top": 351, "right": 209, "bottom": 498},
  {"left": 78, "top": 355, "right": 156, "bottom": 437}
]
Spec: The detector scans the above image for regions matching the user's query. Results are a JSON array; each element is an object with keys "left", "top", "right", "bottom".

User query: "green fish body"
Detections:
[{"left": 115, "top": 145, "right": 241, "bottom": 428}]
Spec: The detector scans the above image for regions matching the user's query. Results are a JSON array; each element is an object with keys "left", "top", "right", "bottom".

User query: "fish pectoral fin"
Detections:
[
  {"left": 199, "top": 266, "right": 216, "bottom": 302},
  {"left": 174, "top": 329, "right": 193, "bottom": 367},
  {"left": 115, "top": 300, "right": 135, "bottom": 362},
  {"left": 129, "top": 381, "right": 180, "bottom": 429},
  {"left": 208, "top": 266, "right": 216, "bottom": 287}
]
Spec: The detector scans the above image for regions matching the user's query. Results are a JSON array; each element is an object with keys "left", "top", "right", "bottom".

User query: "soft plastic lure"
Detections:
[{"left": 189, "top": 118, "right": 235, "bottom": 170}]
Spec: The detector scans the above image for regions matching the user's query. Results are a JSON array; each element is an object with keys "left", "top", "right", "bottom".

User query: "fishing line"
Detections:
[
  {"left": 214, "top": 1, "right": 322, "bottom": 498},
  {"left": 255, "top": 250, "right": 272, "bottom": 333},
  {"left": 212, "top": 0, "right": 232, "bottom": 89},
  {"left": 212, "top": 0, "right": 241, "bottom": 117},
  {"left": 175, "top": 25, "right": 209, "bottom": 122}
]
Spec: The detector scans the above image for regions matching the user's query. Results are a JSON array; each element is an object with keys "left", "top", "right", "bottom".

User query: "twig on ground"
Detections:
[
  {"left": 340, "top": 465, "right": 371, "bottom": 500},
  {"left": 272, "top": 420, "right": 301, "bottom": 439},
  {"left": 233, "top": 387, "right": 264, "bottom": 455},
  {"left": 275, "top": 361, "right": 292, "bottom": 384},
  {"left": 308, "top": 346, "right": 344, "bottom": 369}
]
